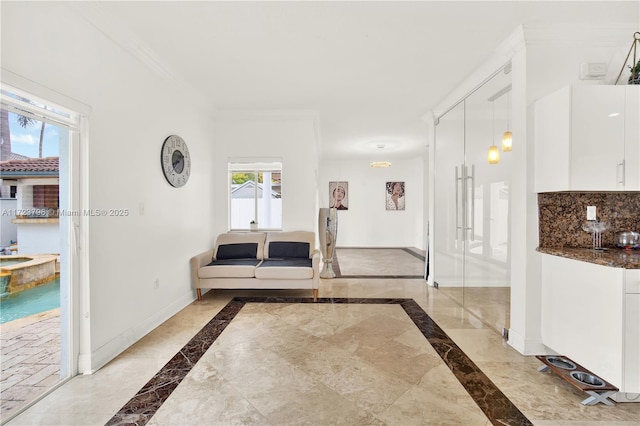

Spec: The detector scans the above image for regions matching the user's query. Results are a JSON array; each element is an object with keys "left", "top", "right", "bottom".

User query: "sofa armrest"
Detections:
[
  {"left": 190, "top": 249, "right": 214, "bottom": 289},
  {"left": 311, "top": 249, "right": 320, "bottom": 268},
  {"left": 311, "top": 249, "right": 321, "bottom": 281}
]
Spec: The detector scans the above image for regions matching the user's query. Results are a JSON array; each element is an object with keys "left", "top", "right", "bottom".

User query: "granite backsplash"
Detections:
[{"left": 538, "top": 192, "right": 640, "bottom": 249}]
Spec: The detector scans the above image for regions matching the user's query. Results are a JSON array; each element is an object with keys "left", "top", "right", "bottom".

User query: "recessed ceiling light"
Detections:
[{"left": 370, "top": 161, "right": 392, "bottom": 168}]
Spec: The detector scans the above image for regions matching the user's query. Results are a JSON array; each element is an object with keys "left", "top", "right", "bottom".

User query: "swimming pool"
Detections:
[
  {"left": 0, "top": 257, "right": 30, "bottom": 267},
  {"left": 0, "top": 278, "right": 60, "bottom": 324}
]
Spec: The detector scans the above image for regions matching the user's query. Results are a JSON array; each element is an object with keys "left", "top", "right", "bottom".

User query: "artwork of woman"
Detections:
[
  {"left": 385, "top": 181, "right": 405, "bottom": 210},
  {"left": 329, "top": 181, "right": 348, "bottom": 210}
]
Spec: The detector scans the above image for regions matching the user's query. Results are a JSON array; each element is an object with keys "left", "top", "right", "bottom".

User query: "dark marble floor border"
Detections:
[
  {"left": 333, "top": 247, "right": 425, "bottom": 279},
  {"left": 107, "top": 297, "right": 531, "bottom": 426}
]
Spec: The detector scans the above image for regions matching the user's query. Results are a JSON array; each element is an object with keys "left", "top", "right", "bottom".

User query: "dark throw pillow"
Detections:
[
  {"left": 268, "top": 241, "right": 310, "bottom": 258},
  {"left": 216, "top": 243, "right": 258, "bottom": 260}
]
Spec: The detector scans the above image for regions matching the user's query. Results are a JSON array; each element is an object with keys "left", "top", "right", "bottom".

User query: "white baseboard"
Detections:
[
  {"left": 507, "top": 328, "right": 546, "bottom": 355},
  {"left": 79, "top": 290, "right": 196, "bottom": 374},
  {"left": 612, "top": 392, "right": 640, "bottom": 403}
]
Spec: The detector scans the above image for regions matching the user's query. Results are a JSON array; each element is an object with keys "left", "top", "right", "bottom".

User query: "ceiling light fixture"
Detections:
[
  {"left": 370, "top": 161, "right": 392, "bottom": 168},
  {"left": 488, "top": 100, "right": 500, "bottom": 165}
]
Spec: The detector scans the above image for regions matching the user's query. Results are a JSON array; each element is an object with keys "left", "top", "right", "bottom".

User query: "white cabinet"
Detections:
[
  {"left": 540, "top": 254, "right": 639, "bottom": 394},
  {"left": 535, "top": 85, "right": 640, "bottom": 192},
  {"left": 625, "top": 270, "right": 640, "bottom": 394}
]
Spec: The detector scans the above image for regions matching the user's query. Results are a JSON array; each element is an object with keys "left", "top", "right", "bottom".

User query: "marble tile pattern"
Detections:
[
  {"left": 334, "top": 248, "right": 425, "bottom": 278},
  {"left": 107, "top": 297, "right": 530, "bottom": 426},
  {"left": 538, "top": 192, "right": 640, "bottom": 249},
  {"left": 7, "top": 249, "right": 640, "bottom": 426},
  {"left": 437, "top": 287, "right": 511, "bottom": 334},
  {"left": 401, "top": 299, "right": 530, "bottom": 426},
  {"left": 105, "top": 299, "right": 245, "bottom": 426}
]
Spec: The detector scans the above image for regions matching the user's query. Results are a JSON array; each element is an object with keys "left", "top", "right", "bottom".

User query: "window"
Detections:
[
  {"left": 229, "top": 160, "right": 282, "bottom": 230},
  {"left": 33, "top": 184, "right": 60, "bottom": 214}
]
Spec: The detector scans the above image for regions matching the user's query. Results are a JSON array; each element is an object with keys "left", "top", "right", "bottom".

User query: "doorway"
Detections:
[
  {"left": 0, "top": 84, "right": 84, "bottom": 422},
  {"left": 432, "top": 66, "right": 512, "bottom": 335}
]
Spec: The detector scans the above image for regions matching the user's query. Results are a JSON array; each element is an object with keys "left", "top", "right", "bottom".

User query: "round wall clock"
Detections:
[{"left": 161, "top": 135, "right": 191, "bottom": 188}]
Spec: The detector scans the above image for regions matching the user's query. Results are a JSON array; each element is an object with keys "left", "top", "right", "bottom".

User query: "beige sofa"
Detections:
[{"left": 190, "top": 231, "right": 320, "bottom": 301}]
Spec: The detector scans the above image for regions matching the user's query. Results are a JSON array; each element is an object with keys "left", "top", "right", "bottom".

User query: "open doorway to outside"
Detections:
[{"left": 0, "top": 85, "right": 82, "bottom": 421}]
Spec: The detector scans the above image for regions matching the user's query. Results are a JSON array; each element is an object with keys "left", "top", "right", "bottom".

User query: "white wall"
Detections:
[
  {"left": 1, "top": 2, "right": 217, "bottom": 372},
  {"left": 0, "top": 199, "right": 17, "bottom": 247},
  {"left": 213, "top": 112, "right": 320, "bottom": 236},
  {"left": 16, "top": 223, "right": 59, "bottom": 254},
  {"left": 319, "top": 158, "right": 426, "bottom": 249}
]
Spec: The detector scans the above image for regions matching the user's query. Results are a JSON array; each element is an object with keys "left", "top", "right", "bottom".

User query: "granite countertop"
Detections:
[{"left": 537, "top": 246, "right": 640, "bottom": 269}]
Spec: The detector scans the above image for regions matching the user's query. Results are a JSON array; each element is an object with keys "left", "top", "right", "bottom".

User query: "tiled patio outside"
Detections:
[{"left": 0, "top": 308, "right": 62, "bottom": 420}]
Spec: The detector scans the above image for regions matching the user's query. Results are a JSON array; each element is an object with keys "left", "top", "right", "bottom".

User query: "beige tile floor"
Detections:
[
  {"left": 4, "top": 249, "right": 640, "bottom": 425},
  {"left": 437, "top": 287, "right": 511, "bottom": 335},
  {"left": 334, "top": 248, "right": 425, "bottom": 277}
]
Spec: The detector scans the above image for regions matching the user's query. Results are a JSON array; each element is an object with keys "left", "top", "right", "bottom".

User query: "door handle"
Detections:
[
  {"left": 72, "top": 219, "right": 79, "bottom": 257},
  {"left": 466, "top": 164, "right": 475, "bottom": 241},
  {"left": 455, "top": 166, "right": 461, "bottom": 241},
  {"left": 617, "top": 160, "right": 625, "bottom": 186}
]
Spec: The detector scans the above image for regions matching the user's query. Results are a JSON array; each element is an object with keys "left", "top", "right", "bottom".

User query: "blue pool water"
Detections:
[
  {"left": 0, "top": 258, "right": 29, "bottom": 267},
  {"left": 0, "top": 278, "right": 60, "bottom": 324}
]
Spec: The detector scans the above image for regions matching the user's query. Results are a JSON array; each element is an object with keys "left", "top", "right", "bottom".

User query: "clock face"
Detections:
[{"left": 161, "top": 135, "right": 191, "bottom": 187}]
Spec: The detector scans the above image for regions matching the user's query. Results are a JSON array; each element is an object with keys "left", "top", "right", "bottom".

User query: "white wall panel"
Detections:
[
  {"left": 1, "top": 2, "right": 216, "bottom": 371},
  {"left": 319, "top": 158, "right": 425, "bottom": 249}
]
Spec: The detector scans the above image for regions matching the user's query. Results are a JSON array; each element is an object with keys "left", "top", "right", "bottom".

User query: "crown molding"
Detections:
[
  {"left": 69, "top": 2, "right": 214, "bottom": 115},
  {"left": 213, "top": 110, "right": 321, "bottom": 122},
  {"left": 523, "top": 23, "right": 637, "bottom": 47},
  {"left": 497, "top": 25, "right": 526, "bottom": 57},
  {"left": 70, "top": 3, "right": 176, "bottom": 82}
]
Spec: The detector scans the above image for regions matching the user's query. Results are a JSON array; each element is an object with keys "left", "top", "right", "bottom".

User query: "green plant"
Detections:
[{"left": 629, "top": 59, "right": 640, "bottom": 75}]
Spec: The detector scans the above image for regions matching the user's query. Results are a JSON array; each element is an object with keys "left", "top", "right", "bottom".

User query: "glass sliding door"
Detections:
[
  {"left": 463, "top": 71, "right": 512, "bottom": 332},
  {"left": 433, "top": 67, "right": 512, "bottom": 334},
  {"left": 0, "top": 86, "right": 81, "bottom": 420},
  {"left": 433, "top": 100, "right": 465, "bottom": 306}
]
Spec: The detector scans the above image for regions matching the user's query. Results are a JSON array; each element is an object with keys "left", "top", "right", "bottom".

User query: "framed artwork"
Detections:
[
  {"left": 385, "top": 181, "right": 405, "bottom": 210},
  {"left": 329, "top": 181, "right": 348, "bottom": 210}
]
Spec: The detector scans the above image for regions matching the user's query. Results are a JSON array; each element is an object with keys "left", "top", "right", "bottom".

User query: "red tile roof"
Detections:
[
  {"left": 6, "top": 152, "right": 29, "bottom": 161},
  {"left": 0, "top": 156, "right": 59, "bottom": 177}
]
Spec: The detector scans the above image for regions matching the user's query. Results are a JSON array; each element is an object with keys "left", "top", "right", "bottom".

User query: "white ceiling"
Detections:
[{"left": 79, "top": 1, "right": 638, "bottom": 160}]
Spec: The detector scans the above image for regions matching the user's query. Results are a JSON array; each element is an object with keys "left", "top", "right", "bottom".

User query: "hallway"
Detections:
[{"left": 5, "top": 249, "right": 640, "bottom": 425}]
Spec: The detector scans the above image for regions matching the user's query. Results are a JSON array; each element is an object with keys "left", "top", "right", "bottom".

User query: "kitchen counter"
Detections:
[{"left": 537, "top": 246, "right": 640, "bottom": 269}]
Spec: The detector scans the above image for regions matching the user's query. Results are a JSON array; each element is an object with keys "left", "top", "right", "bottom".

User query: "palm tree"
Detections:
[
  {"left": 0, "top": 109, "right": 10, "bottom": 161},
  {"left": 16, "top": 113, "right": 46, "bottom": 158}
]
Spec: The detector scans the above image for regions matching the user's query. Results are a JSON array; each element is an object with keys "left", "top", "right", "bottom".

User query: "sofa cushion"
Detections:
[
  {"left": 264, "top": 231, "right": 315, "bottom": 258},
  {"left": 216, "top": 243, "right": 259, "bottom": 260},
  {"left": 254, "top": 258, "right": 314, "bottom": 279},
  {"left": 214, "top": 232, "right": 266, "bottom": 260},
  {"left": 200, "top": 259, "right": 261, "bottom": 278},
  {"left": 207, "top": 259, "right": 261, "bottom": 267},
  {"left": 267, "top": 242, "right": 310, "bottom": 259}
]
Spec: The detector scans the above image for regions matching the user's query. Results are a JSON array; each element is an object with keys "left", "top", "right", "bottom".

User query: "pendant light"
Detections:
[
  {"left": 502, "top": 91, "right": 513, "bottom": 152},
  {"left": 487, "top": 100, "right": 500, "bottom": 164}
]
